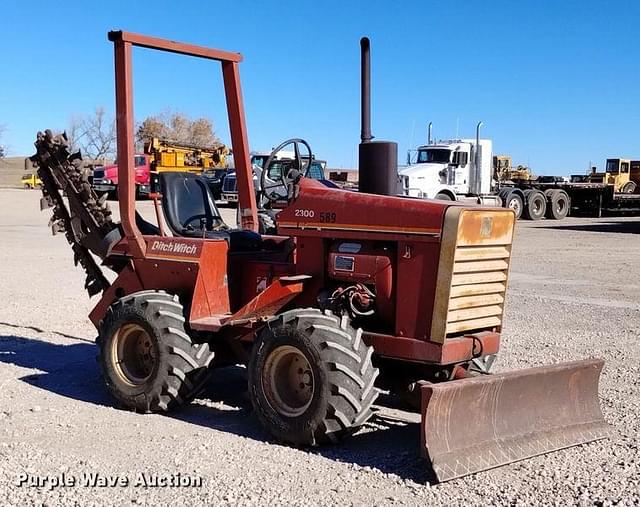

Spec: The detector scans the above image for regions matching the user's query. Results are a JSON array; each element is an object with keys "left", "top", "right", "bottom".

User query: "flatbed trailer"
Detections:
[{"left": 501, "top": 180, "right": 640, "bottom": 219}]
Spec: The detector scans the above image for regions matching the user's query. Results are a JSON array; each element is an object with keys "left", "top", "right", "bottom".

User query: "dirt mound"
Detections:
[{"left": 0, "top": 156, "right": 29, "bottom": 188}]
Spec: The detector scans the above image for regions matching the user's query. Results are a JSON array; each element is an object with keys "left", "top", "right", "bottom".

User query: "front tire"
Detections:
[
  {"left": 248, "top": 309, "right": 379, "bottom": 446},
  {"left": 503, "top": 191, "right": 524, "bottom": 219},
  {"left": 97, "top": 290, "right": 215, "bottom": 412}
]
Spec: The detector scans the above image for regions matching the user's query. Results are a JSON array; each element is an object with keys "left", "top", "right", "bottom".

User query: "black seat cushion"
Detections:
[
  {"left": 160, "top": 172, "right": 262, "bottom": 251},
  {"left": 135, "top": 211, "right": 160, "bottom": 235},
  {"left": 226, "top": 230, "right": 262, "bottom": 251}
]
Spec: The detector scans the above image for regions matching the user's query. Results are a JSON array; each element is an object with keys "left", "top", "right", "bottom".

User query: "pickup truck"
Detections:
[
  {"left": 221, "top": 152, "right": 327, "bottom": 204},
  {"left": 92, "top": 155, "right": 151, "bottom": 198}
]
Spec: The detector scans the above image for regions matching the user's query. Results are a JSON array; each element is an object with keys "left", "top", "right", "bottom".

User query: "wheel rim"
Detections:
[
  {"left": 556, "top": 199, "right": 566, "bottom": 214},
  {"left": 532, "top": 198, "right": 542, "bottom": 214},
  {"left": 112, "top": 323, "right": 157, "bottom": 386},
  {"left": 262, "top": 345, "right": 314, "bottom": 417},
  {"left": 508, "top": 197, "right": 521, "bottom": 215}
]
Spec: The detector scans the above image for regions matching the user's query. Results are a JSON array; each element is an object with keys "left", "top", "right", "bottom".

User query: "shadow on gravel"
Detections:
[
  {"left": 0, "top": 321, "right": 95, "bottom": 342},
  {"left": 1, "top": 335, "right": 433, "bottom": 483},
  {"left": 537, "top": 221, "right": 640, "bottom": 234},
  {"left": 0, "top": 333, "right": 110, "bottom": 406},
  {"left": 176, "top": 367, "right": 433, "bottom": 483}
]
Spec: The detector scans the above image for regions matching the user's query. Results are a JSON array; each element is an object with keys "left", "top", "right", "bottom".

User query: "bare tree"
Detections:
[
  {"left": 68, "top": 108, "right": 116, "bottom": 162},
  {"left": 136, "top": 111, "right": 220, "bottom": 148}
]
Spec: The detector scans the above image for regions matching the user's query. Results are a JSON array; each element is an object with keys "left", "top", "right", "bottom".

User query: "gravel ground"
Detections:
[{"left": 0, "top": 188, "right": 638, "bottom": 506}]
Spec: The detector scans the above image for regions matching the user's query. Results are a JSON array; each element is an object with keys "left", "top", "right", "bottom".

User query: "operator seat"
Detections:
[{"left": 159, "top": 172, "right": 262, "bottom": 251}]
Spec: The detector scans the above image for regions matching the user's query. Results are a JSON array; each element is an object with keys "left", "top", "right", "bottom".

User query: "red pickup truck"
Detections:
[{"left": 92, "top": 154, "right": 151, "bottom": 197}]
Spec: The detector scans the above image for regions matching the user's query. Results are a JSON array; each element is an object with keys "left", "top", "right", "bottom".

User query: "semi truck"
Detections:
[{"left": 400, "top": 126, "right": 640, "bottom": 220}]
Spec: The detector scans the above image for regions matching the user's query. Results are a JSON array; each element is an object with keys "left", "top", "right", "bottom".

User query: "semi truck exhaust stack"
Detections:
[
  {"left": 469, "top": 120, "right": 483, "bottom": 195},
  {"left": 358, "top": 37, "right": 398, "bottom": 196}
]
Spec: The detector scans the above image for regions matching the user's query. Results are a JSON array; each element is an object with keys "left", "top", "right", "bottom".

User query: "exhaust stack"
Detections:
[
  {"left": 469, "top": 121, "right": 483, "bottom": 195},
  {"left": 358, "top": 37, "right": 398, "bottom": 196},
  {"left": 360, "top": 38, "right": 372, "bottom": 144}
]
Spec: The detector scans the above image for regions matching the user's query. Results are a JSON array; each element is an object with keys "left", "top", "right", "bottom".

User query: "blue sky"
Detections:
[{"left": 1, "top": 0, "right": 639, "bottom": 174}]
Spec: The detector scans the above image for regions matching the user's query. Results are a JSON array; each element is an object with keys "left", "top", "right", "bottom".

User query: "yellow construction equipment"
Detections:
[
  {"left": 587, "top": 158, "right": 638, "bottom": 193},
  {"left": 493, "top": 155, "right": 533, "bottom": 183},
  {"left": 144, "top": 137, "right": 229, "bottom": 175}
]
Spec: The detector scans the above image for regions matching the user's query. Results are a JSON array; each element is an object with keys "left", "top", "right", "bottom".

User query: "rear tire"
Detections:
[
  {"left": 23, "top": 184, "right": 31, "bottom": 189},
  {"left": 248, "top": 309, "right": 379, "bottom": 446},
  {"left": 434, "top": 192, "right": 453, "bottom": 201},
  {"left": 545, "top": 190, "right": 570, "bottom": 220},
  {"left": 97, "top": 290, "right": 215, "bottom": 412},
  {"left": 522, "top": 190, "right": 546, "bottom": 220}
]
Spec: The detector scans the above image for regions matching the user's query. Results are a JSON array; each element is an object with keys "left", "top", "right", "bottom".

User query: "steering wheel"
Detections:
[
  {"left": 182, "top": 213, "right": 208, "bottom": 231},
  {"left": 260, "top": 138, "right": 313, "bottom": 203}
]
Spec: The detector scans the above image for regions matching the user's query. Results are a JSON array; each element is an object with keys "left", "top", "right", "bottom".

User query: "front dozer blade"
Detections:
[{"left": 420, "top": 358, "right": 610, "bottom": 482}]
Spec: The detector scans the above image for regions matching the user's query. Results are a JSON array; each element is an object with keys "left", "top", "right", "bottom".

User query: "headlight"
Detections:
[{"left": 102, "top": 179, "right": 112, "bottom": 184}]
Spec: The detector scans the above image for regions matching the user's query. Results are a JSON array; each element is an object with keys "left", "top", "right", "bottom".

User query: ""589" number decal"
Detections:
[
  {"left": 319, "top": 212, "right": 337, "bottom": 223},
  {"left": 294, "top": 209, "right": 337, "bottom": 223}
]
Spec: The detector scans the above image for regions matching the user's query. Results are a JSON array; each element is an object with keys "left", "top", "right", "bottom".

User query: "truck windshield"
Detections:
[
  {"left": 251, "top": 155, "right": 269, "bottom": 168},
  {"left": 605, "top": 160, "right": 619, "bottom": 173},
  {"left": 306, "top": 161, "right": 325, "bottom": 180},
  {"left": 417, "top": 149, "right": 451, "bottom": 164}
]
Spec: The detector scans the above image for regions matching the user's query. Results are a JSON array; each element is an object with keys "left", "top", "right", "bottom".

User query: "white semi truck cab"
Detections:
[{"left": 398, "top": 139, "right": 499, "bottom": 205}]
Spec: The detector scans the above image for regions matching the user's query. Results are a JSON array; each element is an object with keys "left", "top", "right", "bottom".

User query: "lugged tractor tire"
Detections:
[
  {"left": 248, "top": 308, "right": 380, "bottom": 446},
  {"left": 97, "top": 290, "right": 215, "bottom": 413},
  {"left": 522, "top": 189, "right": 547, "bottom": 220}
]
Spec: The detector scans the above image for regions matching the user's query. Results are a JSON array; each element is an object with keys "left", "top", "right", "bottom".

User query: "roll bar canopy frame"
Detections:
[{"left": 109, "top": 30, "right": 258, "bottom": 257}]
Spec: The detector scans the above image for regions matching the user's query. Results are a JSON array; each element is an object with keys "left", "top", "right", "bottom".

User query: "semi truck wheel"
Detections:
[
  {"left": 248, "top": 308, "right": 379, "bottom": 446},
  {"left": 503, "top": 191, "right": 524, "bottom": 219},
  {"left": 545, "top": 190, "right": 570, "bottom": 220},
  {"left": 522, "top": 190, "right": 546, "bottom": 220},
  {"left": 97, "top": 290, "right": 215, "bottom": 413},
  {"left": 434, "top": 192, "right": 453, "bottom": 201}
]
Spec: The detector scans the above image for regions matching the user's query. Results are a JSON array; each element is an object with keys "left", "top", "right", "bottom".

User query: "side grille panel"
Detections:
[{"left": 430, "top": 208, "right": 515, "bottom": 344}]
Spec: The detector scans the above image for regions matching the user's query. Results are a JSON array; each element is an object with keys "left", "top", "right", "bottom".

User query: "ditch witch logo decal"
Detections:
[{"left": 148, "top": 240, "right": 200, "bottom": 257}]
